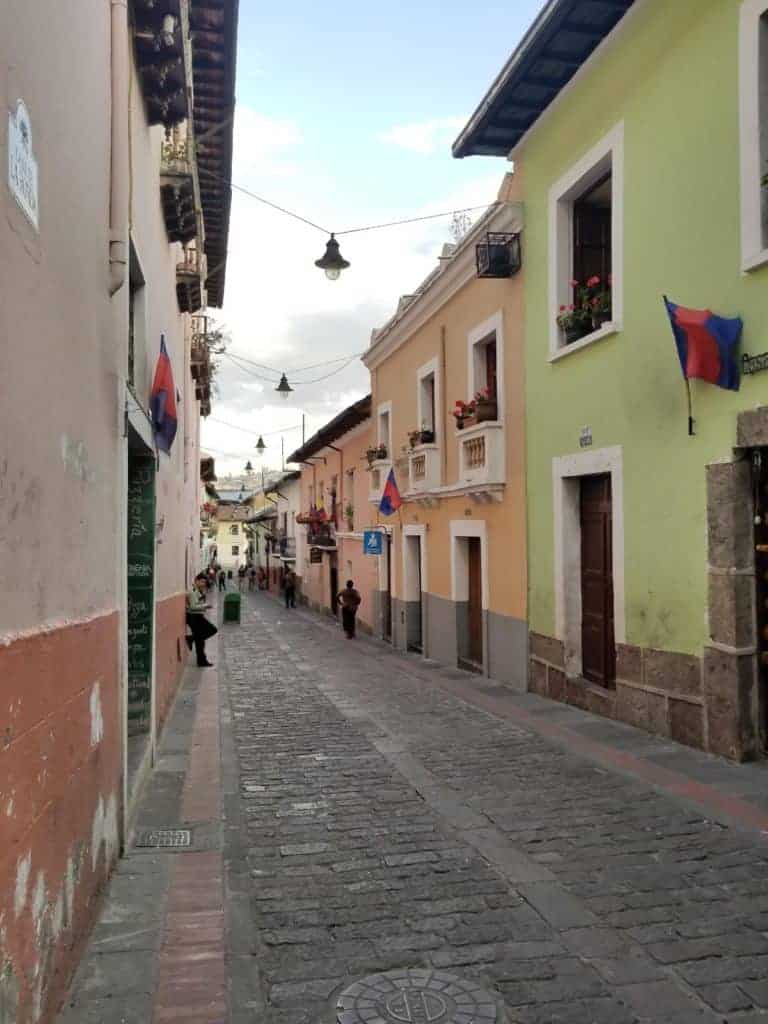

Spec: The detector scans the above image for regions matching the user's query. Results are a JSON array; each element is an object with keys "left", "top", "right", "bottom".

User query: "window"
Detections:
[
  {"left": 420, "top": 373, "right": 436, "bottom": 432},
  {"left": 229, "top": 524, "right": 239, "bottom": 535},
  {"left": 377, "top": 401, "right": 392, "bottom": 457},
  {"left": 549, "top": 124, "right": 624, "bottom": 359},
  {"left": 232, "top": 545, "right": 239, "bottom": 556},
  {"left": 467, "top": 311, "right": 505, "bottom": 422},
  {"left": 128, "top": 243, "right": 146, "bottom": 389},
  {"left": 740, "top": 1, "right": 768, "bottom": 271}
]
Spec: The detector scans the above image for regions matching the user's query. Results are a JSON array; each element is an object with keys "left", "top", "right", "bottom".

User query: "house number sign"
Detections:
[
  {"left": 7, "top": 100, "right": 39, "bottom": 230},
  {"left": 743, "top": 352, "right": 768, "bottom": 376},
  {"left": 579, "top": 426, "right": 593, "bottom": 449}
]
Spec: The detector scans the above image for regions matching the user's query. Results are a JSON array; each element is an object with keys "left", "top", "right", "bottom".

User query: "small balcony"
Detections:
[
  {"left": 130, "top": 0, "right": 189, "bottom": 128},
  {"left": 368, "top": 460, "right": 391, "bottom": 504},
  {"left": 160, "top": 123, "right": 196, "bottom": 244},
  {"left": 307, "top": 523, "right": 336, "bottom": 549},
  {"left": 176, "top": 245, "right": 205, "bottom": 314},
  {"left": 407, "top": 445, "right": 440, "bottom": 494},
  {"left": 280, "top": 536, "right": 296, "bottom": 559},
  {"left": 457, "top": 421, "right": 505, "bottom": 493}
]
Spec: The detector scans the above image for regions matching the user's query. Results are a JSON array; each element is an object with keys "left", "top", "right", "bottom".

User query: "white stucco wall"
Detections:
[{"left": 0, "top": 2, "right": 118, "bottom": 637}]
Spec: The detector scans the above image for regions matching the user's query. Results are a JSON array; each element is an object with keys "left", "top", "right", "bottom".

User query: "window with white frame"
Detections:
[
  {"left": 231, "top": 545, "right": 239, "bottom": 556},
  {"left": 740, "top": 1, "right": 768, "bottom": 270},
  {"left": 416, "top": 357, "right": 439, "bottom": 441},
  {"left": 377, "top": 403, "right": 391, "bottom": 458},
  {"left": 549, "top": 124, "right": 624, "bottom": 358},
  {"left": 229, "top": 524, "right": 239, "bottom": 535},
  {"left": 467, "top": 311, "right": 504, "bottom": 422}
]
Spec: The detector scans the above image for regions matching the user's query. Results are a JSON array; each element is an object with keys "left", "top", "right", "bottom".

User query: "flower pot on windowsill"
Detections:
[
  {"left": 419, "top": 429, "right": 435, "bottom": 444},
  {"left": 591, "top": 312, "right": 611, "bottom": 331},
  {"left": 475, "top": 399, "right": 498, "bottom": 423}
]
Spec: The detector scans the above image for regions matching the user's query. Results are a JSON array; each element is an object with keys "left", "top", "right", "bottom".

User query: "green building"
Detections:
[{"left": 455, "top": 0, "right": 768, "bottom": 760}]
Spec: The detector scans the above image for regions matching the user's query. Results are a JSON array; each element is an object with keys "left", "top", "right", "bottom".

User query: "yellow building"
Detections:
[{"left": 363, "top": 176, "right": 527, "bottom": 686}]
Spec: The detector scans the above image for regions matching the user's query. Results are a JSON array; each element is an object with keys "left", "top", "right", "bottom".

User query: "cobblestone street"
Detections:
[{"left": 223, "top": 592, "right": 768, "bottom": 1024}]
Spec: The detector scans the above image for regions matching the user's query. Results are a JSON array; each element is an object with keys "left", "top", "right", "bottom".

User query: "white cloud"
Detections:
[
  {"left": 202, "top": 104, "right": 504, "bottom": 477},
  {"left": 377, "top": 117, "right": 465, "bottom": 155}
]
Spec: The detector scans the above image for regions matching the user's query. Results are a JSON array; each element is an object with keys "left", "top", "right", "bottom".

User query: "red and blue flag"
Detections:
[
  {"left": 379, "top": 468, "right": 402, "bottom": 517},
  {"left": 150, "top": 335, "right": 178, "bottom": 453},
  {"left": 664, "top": 297, "right": 742, "bottom": 392}
]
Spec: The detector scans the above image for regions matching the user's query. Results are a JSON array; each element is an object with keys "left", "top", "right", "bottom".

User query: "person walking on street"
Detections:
[
  {"left": 284, "top": 569, "right": 297, "bottom": 609},
  {"left": 186, "top": 572, "right": 217, "bottom": 667},
  {"left": 237, "top": 564, "right": 246, "bottom": 592},
  {"left": 248, "top": 564, "right": 257, "bottom": 591},
  {"left": 337, "top": 579, "right": 361, "bottom": 638},
  {"left": 218, "top": 568, "right": 226, "bottom": 591}
]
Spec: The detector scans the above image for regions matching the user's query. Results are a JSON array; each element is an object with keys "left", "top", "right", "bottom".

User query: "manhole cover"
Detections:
[
  {"left": 337, "top": 969, "right": 498, "bottom": 1024},
  {"left": 133, "top": 828, "right": 191, "bottom": 849}
]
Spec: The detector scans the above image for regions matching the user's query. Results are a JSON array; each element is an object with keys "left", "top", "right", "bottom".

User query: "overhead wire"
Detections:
[{"left": 197, "top": 165, "right": 493, "bottom": 238}]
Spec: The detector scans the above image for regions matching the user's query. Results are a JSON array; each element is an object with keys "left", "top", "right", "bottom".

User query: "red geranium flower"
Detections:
[{"left": 587, "top": 275, "right": 601, "bottom": 288}]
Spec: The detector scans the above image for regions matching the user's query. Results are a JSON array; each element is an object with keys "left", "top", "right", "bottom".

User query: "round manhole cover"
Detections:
[{"left": 337, "top": 969, "right": 498, "bottom": 1024}]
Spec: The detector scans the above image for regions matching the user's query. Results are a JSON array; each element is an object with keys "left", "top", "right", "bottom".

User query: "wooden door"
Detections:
[
  {"left": 580, "top": 475, "right": 615, "bottom": 686},
  {"left": 329, "top": 559, "right": 338, "bottom": 616},
  {"left": 753, "top": 450, "right": 768, "bottom": 748},
  {"left": 468, "top": 538, "right": 483, "bottom": 666}
]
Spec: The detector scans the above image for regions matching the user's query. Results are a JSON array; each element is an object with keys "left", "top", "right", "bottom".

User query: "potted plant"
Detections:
[
  {"left": 452, "top": 399, "right": 475, "bottom": 430},
  {"left": 587, "top": 276, "right": 612, "bottom": 329},
  {"left": 557, "top": 302, "right": 589, "bottom": 345},
  {"left": 365, "top": 446, "right": 379, "bottom": 466},
  {"left": 375, "top": 443, "right": 388, "bottom": 460},
  {"left": 408, "top": 428, "right": 422, "bottom": 449},
  {"left": 419, "top": 427, "right": 435, "bottom": 444},
  {"left": 474, "top": 387, "right": 498, "bottom": 422}
]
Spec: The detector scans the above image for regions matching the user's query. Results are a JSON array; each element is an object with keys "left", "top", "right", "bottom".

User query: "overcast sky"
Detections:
[{"left": 202, "top": 0, "right": 544, "bottom": 477}]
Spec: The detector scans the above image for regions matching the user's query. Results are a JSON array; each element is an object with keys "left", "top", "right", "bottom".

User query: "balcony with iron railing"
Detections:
[
  {"left": 176, "top": 244, "right": 206, "bottom": 314},
  {"left": 160, "top": 122, "right": 197, "bottom": 245},
  {"left": 306, "top": 522, "right": 336, "bottom": 549}
]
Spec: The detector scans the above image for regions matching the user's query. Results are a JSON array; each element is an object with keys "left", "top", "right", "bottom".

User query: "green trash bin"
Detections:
[{"left": 223, "top": 592, "right": 241, "bottom": 623}]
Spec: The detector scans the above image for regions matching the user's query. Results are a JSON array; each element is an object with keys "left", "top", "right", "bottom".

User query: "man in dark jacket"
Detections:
[
  {"left": 337, "top": 580, "right": 361, "bottom": 638},
  {"left": 186, "top": 572, "right": 217, "bottom": 667}
]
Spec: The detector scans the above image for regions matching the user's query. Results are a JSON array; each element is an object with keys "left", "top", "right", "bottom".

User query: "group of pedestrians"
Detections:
[{"left": 186, "top": 563, "right": 363, "bottom": 666}]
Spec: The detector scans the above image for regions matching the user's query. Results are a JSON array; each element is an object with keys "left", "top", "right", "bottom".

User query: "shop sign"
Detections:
[
  {"left": 310, "top": 547, "right": 322, "bottom": 563},
  {"left": 8, "top": 100, "right": 39, "bottom": 230},
  {"left": 579, "top": 426, "right": 593, "bottom": 449},
  {"left": 743, "top": 352, "right": 768, "bottom": 376},
  {"left": 363, "top": 530, "right": 383, "bottom": 555}
]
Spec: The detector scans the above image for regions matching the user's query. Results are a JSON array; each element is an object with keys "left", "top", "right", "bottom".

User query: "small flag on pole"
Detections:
[
  {"left": 663, "top": 297, "right": 742, "bottom": 436},
  {"left": 150, "top": 335, "right": 178, "bottom": 454},
  {"left": 379, "top": 468, "right": 402, "bottom": 516}
]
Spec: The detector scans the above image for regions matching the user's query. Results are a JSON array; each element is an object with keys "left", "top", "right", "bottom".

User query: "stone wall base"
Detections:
[{"left": 529, "top": 632, "right": 758, "bottom": 762}]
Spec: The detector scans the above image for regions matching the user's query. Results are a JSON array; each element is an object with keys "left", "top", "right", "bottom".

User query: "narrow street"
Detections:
[{"left": 59, "top": 590, "right": 768, "bottom": 1024}]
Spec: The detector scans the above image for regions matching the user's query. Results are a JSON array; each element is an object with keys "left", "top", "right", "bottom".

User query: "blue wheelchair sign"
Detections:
[{"left": 363, "top": 530, "right": 383, "bottom": 555}]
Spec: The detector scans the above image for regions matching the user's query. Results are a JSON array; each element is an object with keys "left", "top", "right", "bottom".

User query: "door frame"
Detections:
[
  {"left": 402, "top": 524, "right": 428, "bottom": 655},
  {"left": 552, "top": 446, "right": 625, "bottom": 678},
  {"left": 450, "top": 520, "right": 489, "bottom": 673}
]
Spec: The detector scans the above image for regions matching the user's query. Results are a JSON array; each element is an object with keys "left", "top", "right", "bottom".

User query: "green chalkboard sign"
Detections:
[{"left": 127, "top": 454, "right": 155, "bottom": 735}]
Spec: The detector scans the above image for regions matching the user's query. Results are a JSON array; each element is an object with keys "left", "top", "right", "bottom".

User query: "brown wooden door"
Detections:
[
  {"left": 580, "top": 475, "right": 615, "bottom": 686},
  {"left": 753, "top": 449, "right": 768, "bottom": 748},
  {"left": 468, "top": 537, "right": 483, "bottom": 666}
]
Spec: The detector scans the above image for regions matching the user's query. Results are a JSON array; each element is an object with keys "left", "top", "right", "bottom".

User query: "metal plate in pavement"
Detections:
[
  {"left": 133, "top": 828, "right": 192, "bottom": 849},
  {"left": 337, "top": 969, "right": 498, "bottom": 1024}
]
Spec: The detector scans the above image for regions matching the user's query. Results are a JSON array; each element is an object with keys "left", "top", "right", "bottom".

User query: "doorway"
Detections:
[
  {"left": 456, "top": 536, "right": 483, "bottom": 672},
  {"left": 329, "top": 556, "right": 339, "bottom": 616},
  {"left": 404, "top": 532, "right": 423, "bottom": 653},
  {"left": 126, "top": 437, "right": 156, "bottom": 795},
  {"left": 752, "top": 449, "right": 768, "bottom": 748},
  {"left": 384, "top": 534, "right": 392, "bottom": 641},
  {"left": 580, "top": 474, "right": 615, "bottom": 686}
]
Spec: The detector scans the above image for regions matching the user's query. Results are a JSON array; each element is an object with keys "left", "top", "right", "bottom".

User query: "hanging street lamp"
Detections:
[
  {"left": 244, "top": 459, "right": 254, "bottom": 472},
  {"left": 314, "top": 233, "right": 350, "bottom": 281},
  {"left": 255, "top": 435, "right": 266, "bottom": 455},
  {"left": 275, "top": 373, "right": 293, "bottom": 399}
]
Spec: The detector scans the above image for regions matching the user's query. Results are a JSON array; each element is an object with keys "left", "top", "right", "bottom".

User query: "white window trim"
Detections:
[
  {"left": 402, "top": 524, "right": 428, "bottom": 602},
  {"left": 740, "top": 0, "right": 768, "bottom": 273},
  {"left": 548, "top": 122, "right": 624, "bottom": 360},
  {"left": 416, "top": 356, "right": 440, "bottom": 439},
  {"left": 552, "top": 445, "right": 626, "bottom": 679},
  {"left": 449, "top": 520, "right": 489, "bottom": 610},
  {"left": 377, "top": 399, "right": 392, "bottom": 453},
  {"left": 467, "top": 310, "right": 505, "bottom": 423}
]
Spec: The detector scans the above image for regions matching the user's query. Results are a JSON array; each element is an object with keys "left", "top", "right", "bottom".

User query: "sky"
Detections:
[{"left": 201, "top": 0, "right": 545, "bottom": 479}]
